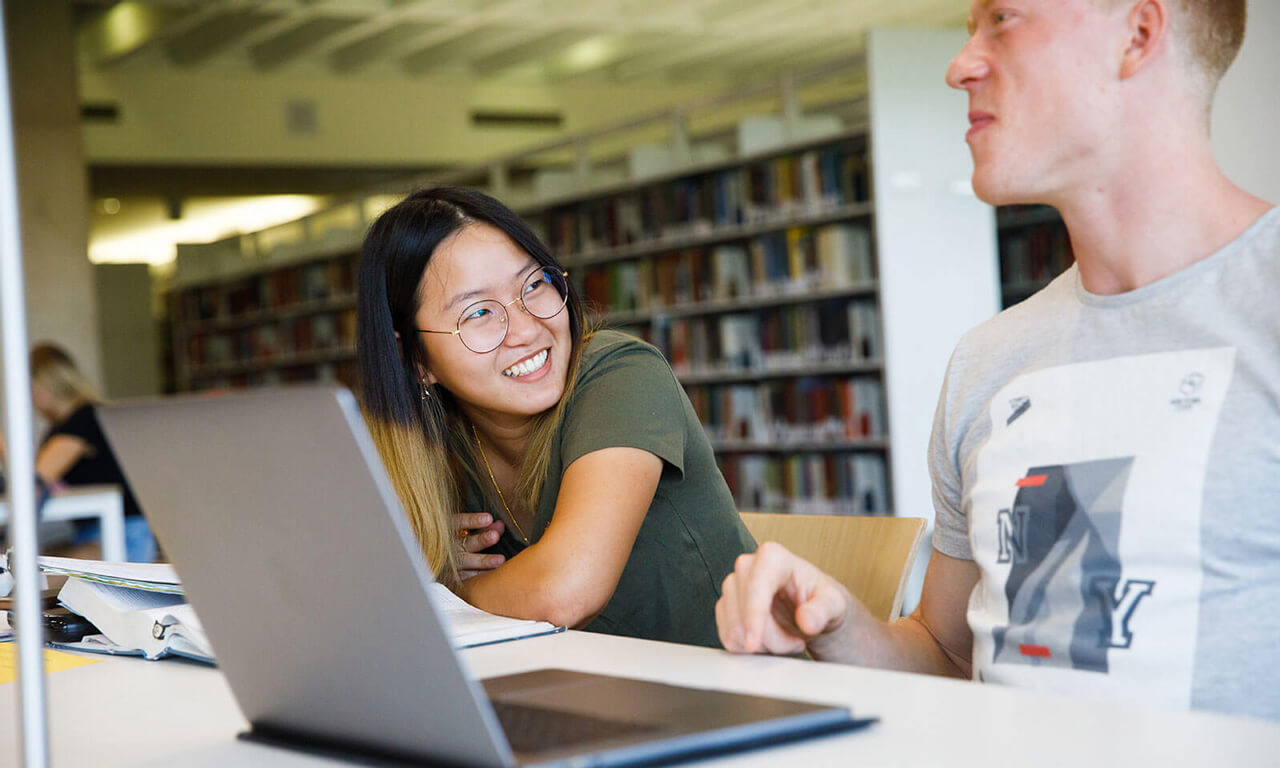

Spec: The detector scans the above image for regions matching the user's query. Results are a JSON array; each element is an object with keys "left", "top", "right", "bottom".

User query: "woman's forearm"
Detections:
[{"left": 456, "top": 544, "right": 610, "bottom": 628}]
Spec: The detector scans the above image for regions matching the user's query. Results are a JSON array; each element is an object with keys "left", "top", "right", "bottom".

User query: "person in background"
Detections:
[
  {"left": 0, "top": 343, "right": 154, "bottom": 562},
  {"left": 716, "top": 0, "right": 1279, "bottom": 721},
  {"left": 355, "top": 186, "right": 755, "bottom": 648}
]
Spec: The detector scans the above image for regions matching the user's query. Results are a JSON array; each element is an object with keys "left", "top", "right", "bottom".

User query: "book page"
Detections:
[
  {"left": 144, "top": 603, "right": 213, "bottom": 659},
  {"left": 427, "top": 584, "right": 560, "bottom": 648},
  {"left": 38, "top": 557, "right": 182, "bottom": 593},
  {"left": 63, "top": 578, "right": 185, "bottom": 613}
]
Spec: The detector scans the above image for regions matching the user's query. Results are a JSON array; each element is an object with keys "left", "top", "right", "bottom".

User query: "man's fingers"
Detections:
[
  {"left": 759, "top": 616, "right": 807, "bottom": 656},
  {"left": 716, "top": 573, "right": 746, "bottom": 652},
  {"left": 794, "top": 583, "right": 848, "bottom": 637},
  {"left": 737, "top": 542, "right": 801, "bottom": 653}
]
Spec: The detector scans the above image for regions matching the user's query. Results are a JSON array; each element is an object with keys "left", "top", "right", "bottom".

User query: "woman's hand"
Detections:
[{"left": 455, "top": 512, "right": 506, "bottom": 579}]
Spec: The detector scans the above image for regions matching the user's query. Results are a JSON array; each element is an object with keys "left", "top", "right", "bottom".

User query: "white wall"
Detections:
[
  {"left": 867, "top": 28, "right": 1001, "bottom": 609},
  {"left": 1212, "top": 0, "right": 1280, "bottom": 204}
]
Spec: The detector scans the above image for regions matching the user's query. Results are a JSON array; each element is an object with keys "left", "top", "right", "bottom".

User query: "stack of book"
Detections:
[
  {"left": 30, "top": 557, "right": 559, "bottom": 661},
  {"left": 38, "top": 557, "right": 213, "bottom": 663}
]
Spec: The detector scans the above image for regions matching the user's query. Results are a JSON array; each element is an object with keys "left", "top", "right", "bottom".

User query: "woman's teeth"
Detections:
[{"left": 503, "top": 349, "right": 549, "bottom": 378}]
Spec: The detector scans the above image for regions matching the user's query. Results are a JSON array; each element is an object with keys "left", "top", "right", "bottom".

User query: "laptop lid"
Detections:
[
  {"left": 100, "top": 387, "right": 515, "bottom": 767},
  {"left": 101, "top": 386, "right": 866, "bottom": 767}
]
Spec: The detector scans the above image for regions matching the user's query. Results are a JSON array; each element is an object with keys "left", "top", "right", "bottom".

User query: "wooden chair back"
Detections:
[{"left": 739, "top": 513, "right": 927, "bottom": 622}]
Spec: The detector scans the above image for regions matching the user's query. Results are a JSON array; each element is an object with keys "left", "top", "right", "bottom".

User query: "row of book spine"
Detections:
[
  {"left": 580, "top": 223, "right": 874, "bottom": 313},
  {"left": 627, "top": 299, "right": 882, "bottom": 375},
  {"left": 719, "top": 453, "right": 890, "bottom": 516},
  {"left": 194, "top": 360, "right": 357, "bottom": 392},
  {"left": 688, "top": 376, "right": 885, "bottom": 444},
  {"left": 184, "top": 309, "right": 357, "bottom": 371},
  {"left": 542, "top": 145, "right": 869, "bottom": 258},
  {"left": 999, "top": 219, "right": 1074, "bottom": 285},
  {"left": 173, "top": 257, "right": 357, "bottom": 327}
]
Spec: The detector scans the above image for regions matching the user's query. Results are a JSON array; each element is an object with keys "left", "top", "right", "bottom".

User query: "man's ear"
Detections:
[{"left": 1119, "top": 0, "right": 1170, "bottom": 80}]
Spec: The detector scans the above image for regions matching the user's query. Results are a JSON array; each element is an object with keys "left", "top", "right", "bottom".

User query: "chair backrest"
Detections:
[{"left": 739, "top": 513, "right": 927, "bottom": 622}]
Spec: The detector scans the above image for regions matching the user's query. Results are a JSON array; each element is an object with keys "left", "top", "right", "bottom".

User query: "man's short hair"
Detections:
[
  {"left": 1102, "top": 0, "right": 1246, "bottom": 93},
  {"left": 1176, "top": 0, "right": 1247, "bottom": 86}
]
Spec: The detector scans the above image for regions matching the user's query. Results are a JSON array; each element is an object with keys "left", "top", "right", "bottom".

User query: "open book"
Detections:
[
  {"left": 55, "top": 576, "right": 214, "bottom": 663},
  {"left": 427, "top": 583, "right": 563, "bottom": 648},
  {"left": 50, "top": 568, "right": 557, "bottom": 662}
]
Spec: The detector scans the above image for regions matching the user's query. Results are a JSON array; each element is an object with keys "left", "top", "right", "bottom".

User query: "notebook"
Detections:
[{"left": 100, "top": 386, "right": 873, "bottom": 767}]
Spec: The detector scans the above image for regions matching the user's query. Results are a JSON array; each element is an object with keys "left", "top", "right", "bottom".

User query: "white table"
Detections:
[
  {"left": 3, "top": 630, "right": 1278, "bottom": 767},
  {"left": 0, "top": 485, "right": 126, "bottom": 562}
]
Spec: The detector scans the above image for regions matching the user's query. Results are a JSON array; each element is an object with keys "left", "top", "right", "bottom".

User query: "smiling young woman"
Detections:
[{"left": 355, "top": 187, "right": 756, "bottom": 647}]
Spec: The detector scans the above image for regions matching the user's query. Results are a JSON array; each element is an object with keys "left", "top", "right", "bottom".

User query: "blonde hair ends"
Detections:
[{"left": 365, "top": 412, "right": 462, "bottom": 590}]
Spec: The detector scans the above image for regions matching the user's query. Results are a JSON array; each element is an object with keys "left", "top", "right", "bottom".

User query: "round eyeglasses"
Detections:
[{"left": 417, "top": 266, "right": 569, "bottom": 354}]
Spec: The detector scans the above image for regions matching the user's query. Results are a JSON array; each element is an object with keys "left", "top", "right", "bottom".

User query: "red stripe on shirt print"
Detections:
[
  {"left": 1016, "top": 475, "right": 1048, "bottom": 487},
  {"left": 1018, "top": 644, "right": 1052, "bottom": 658}
]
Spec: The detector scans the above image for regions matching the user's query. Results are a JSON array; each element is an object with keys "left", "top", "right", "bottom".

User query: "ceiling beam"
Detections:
[
  {"left": 468, "top": 28, "right": 595, "bottom": 77},
  {"left": 163, "top": 7, "right": 284, "bottom": 67},
  {"left": 400, "top": 25, "right": 527, "bottom": 75},
  {"left": 249, "top": 16, "right": 359, "bottom": 69},
  {"left": 329, "top": 22, "right": 439, "bottom": 72}
]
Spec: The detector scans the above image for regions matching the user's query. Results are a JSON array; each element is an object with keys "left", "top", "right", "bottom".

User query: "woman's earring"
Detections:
[{"left": 421, "top": 380, "right": 432, "bottom": 401}]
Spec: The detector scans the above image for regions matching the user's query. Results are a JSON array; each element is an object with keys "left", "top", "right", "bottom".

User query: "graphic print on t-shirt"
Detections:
[
  {"left": 967, "top": 347, "right": 1235, "bottom": 709},
  {"left": 991, "top": 459, "right": 1155, "bottom": 673}
]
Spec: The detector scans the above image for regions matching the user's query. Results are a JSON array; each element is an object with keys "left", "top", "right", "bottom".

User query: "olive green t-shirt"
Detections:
[{"left": 467, "top": 330, "right": 756, "bottom": 647}]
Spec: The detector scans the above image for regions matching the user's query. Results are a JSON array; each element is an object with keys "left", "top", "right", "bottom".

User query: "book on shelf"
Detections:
[
  {"left": 582, "top": 222, "right": 873, "bottom": 319},
  {"left": 999, "top": 219, "right": 1074, "bottom": 286},
  {"left": 719, "top": 452, "right": 890, "bottom": 516},
  {"left": 541, "top": 142, "right": 869, "bottom": 259},
  {"left": 689, "top": 376, "right": 885, "bottom": 445},
  {"left": 645, "top": 298, "right": 881, "bottom": 376}
]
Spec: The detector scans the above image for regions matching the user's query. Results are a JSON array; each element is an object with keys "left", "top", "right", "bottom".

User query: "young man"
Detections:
[{"left": 716, "top": 0, "right": 1278, "bottom": 721}]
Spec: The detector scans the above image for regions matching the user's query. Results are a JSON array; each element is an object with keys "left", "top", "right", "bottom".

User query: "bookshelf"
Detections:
[
  {"left": 507, "top": 127, "right": 901, "bottom": 516},
  {"left": 996, "top": 204, "right": 1074, "bottom": 307},
  {"left": 168, "top": 252, "right": 359, "bottom": 391},
  {"left": 164, "top": 29, "right": 1002, "bottom": 532}
]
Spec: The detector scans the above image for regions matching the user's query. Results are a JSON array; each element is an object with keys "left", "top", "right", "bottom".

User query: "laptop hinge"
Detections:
[{"left": 238, "top": 724, "right": 481, "bottom": 768}]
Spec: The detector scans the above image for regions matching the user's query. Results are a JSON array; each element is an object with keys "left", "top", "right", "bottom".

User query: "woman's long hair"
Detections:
[
  {"left": 30, "top": 343, "right": 100, "bottom": 412},
  {"left": 356, "top": 187, "right": 588, "bottom": 588}
]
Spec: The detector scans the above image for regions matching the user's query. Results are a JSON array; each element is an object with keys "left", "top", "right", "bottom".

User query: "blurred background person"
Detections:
[{"left": 1, "top": 343, "right": 153, "bottom": 562}]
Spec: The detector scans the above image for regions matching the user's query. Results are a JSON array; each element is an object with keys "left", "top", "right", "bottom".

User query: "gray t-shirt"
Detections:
[{"left": 930, "top": 207, "right": 1280, "bottom": 720}]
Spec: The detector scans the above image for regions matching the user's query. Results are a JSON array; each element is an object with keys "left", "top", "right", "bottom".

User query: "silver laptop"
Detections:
[{"left": 100, "top": 386, "right": 872, "bottom": 767}]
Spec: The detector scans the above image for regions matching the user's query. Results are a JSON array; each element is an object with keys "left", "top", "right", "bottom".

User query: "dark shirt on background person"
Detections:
[{"left": 43, "top": 402, "right": 142, "bottom": 520}]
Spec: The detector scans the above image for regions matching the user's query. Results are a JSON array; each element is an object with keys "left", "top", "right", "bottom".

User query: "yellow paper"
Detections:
[{"left": 0, "top": 643, "right": 102, "bottom": 684}]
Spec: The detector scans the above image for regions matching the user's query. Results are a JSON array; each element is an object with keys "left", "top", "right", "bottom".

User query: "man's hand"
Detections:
[
  {"left": 716, "top": 541, "right": 859, "bottom": 658},
  {"left": 455, "top": 512, "right": 506, "bottom": 580}
]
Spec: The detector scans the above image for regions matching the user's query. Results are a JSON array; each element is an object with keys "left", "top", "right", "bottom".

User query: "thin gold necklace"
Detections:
[{"left": 472, "top": 425, "right": 530, "bottom": 545}]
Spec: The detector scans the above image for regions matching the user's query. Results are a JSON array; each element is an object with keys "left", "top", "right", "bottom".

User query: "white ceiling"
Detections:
[
  {"left": 74, "top": 0, "right": 971, "bottom": 264},
  {"left": 77, "top": 0, "right": 969, "bottom": 85}
]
